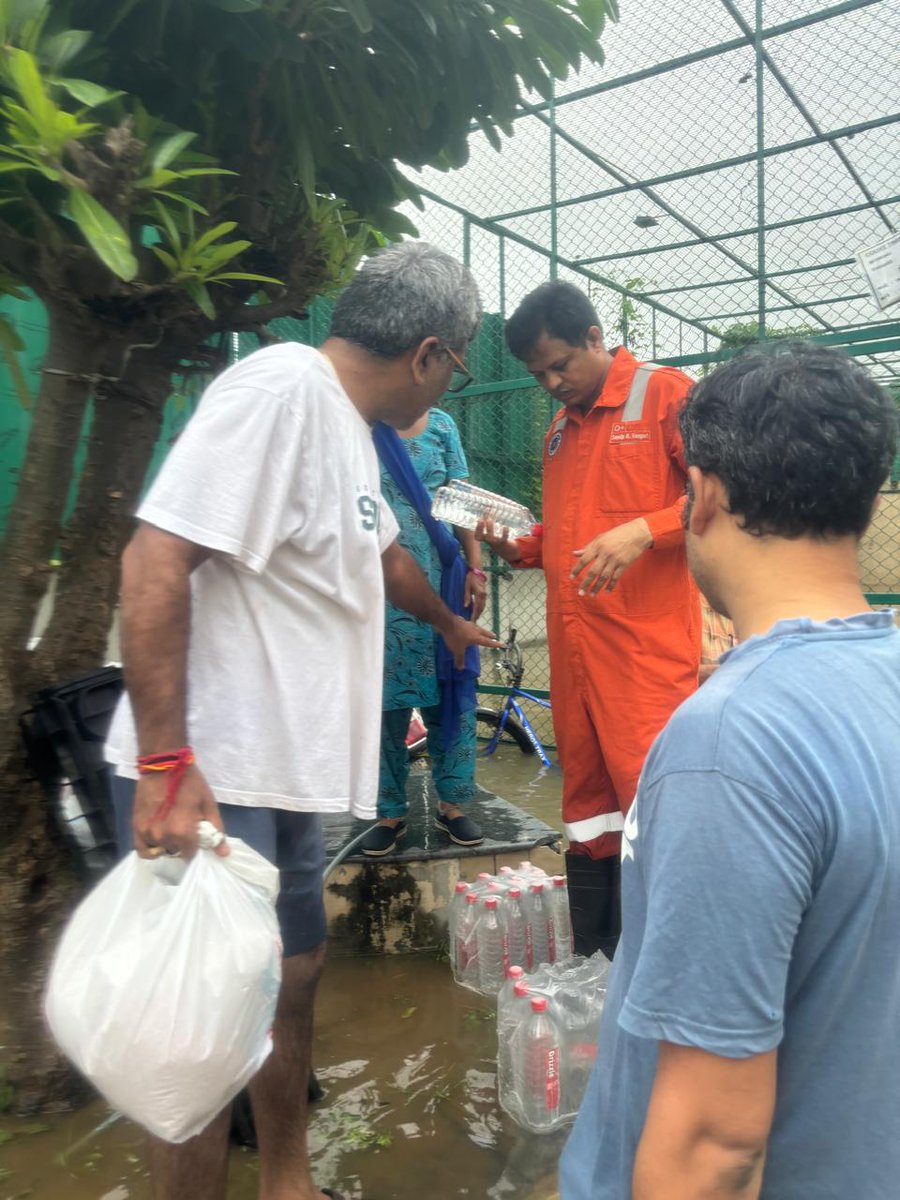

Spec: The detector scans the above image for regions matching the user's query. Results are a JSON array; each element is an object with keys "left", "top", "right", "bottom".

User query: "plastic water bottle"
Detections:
[
  {"left": 497, "top": 975, "right": 531, "bottom": 1121},
  {"left": 454, "top": 892, "right": 481, "bottom": 988},
  {"left": 431, "top": 479, "right": 537, "bottom": 540},
  {"left": 517, "top": 996, "right": 562, "bottom": 1131},
  {"left": 526, "top": 882, "right": 552, "bottom": 969},
  {"left": 498, "top": 964, "right": 526, "bottom": 1009},
  {"left": 477, "top": 896, "right": 505, "bottom": 994},
  {"left": 550, "top": 876, "right": 573, "bottom": 961},
  {"left": 503, "top": 886, "right": 528, "bottom": 972},
  {"left": 556, "top": 985, "right": 600, "bottom": 1113},
  {"left": 448, "top": 881, "right": 471, "bottom": 973}
]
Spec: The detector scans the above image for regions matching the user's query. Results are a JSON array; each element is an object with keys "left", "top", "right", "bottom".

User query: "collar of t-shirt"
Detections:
[{"left": 721, "top": 609, "right": 896, "bottom": 667}]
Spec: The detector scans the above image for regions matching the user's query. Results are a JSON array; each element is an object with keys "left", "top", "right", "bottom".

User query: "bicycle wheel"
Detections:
[{"left": 476, "top": 705, "right": 536, "bottom": 755}]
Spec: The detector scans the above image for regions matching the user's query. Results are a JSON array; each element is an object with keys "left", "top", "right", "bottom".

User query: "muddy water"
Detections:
[{"left": 0, "top": 748, "right": 566, "bottom": 1200}]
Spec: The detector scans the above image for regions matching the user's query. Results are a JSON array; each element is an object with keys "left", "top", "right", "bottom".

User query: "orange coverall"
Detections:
[{"left": 517, "top": 347, "right": 700, "bottom": 859}]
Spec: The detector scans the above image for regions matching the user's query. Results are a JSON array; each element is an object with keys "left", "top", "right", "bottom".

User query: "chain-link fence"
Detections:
[{"left": 231, "top": 0, "right": 900, "bottom": 735}]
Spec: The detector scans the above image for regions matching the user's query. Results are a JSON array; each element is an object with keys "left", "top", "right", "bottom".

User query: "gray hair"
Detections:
[{"left": 330, "top": 242, "right": 482, "bottom": 357}]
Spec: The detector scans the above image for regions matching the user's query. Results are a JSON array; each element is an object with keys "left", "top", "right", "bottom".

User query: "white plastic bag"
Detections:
[{"left": 45, "top": 823, "right": 282, "bottom": 1143}]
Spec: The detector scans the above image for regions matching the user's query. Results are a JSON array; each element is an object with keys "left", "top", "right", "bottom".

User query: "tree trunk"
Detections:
[
  {"left": 0, "top": 764, "right": 90, "bottom": 1115},
  {"left": 34, "top": 353, "right": 173, "bottom": 683},
  {"left": 0, "top": 305, "right": 102, "bottom": 761},
  {"left": 0, "top": 344, "right": 179, "bottom": 1115}
]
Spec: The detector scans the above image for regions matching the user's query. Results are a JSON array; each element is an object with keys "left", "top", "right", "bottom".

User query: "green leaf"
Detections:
[
  {"left": 150, "top": 244, "right": 178, "bottom": 272},
  {"left": 56, "top": 78, "right": 123, "bottom": 108},
  {"left": 0, "top": 314, "right": 31, "bottom": 410},
  {"left": 332, "top": 0, "right": 373, "bottom": 34},
  {"left": 197, "top": 238, "right": 250, "bottom": 270},
  {"left": 190, "top": 220, "right": 237, "bottom": 254},
  {"left": 154, "top": 190, "right": 209, "bottom": 215},
  {"left": 152, "top": 198, "right": 182, "bottom": 251},
  {"left": 0, "top": 159, "right": 35, "bottom": 173},
  {"left": 42, "top": 29, "right": 91, "bottom": 71},
  {"left": 210, "top": 271, "right": 283, "bottom": 284},
  {"left": 152, "top": 130, "right": 197, "bottom": 172},
  {"left": 135, "top": 167, "right": 181, "bottom": 190},
  {"left": 186, "top": 279, "right": 215, "bottom": 319},
  {"left": 7, "top": 47, "right": 50, "bottom": 128},
  {"left": 176, "top": 167, "right": 237, "bottom": 177},
  {"left": 67, "top": 188, "right": 138, "bottom": 281}
]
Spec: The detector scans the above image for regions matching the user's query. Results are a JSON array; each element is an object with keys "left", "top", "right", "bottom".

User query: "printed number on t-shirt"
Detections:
[{"left": 357, "top": 495, "right": 380, "bottom": 532}]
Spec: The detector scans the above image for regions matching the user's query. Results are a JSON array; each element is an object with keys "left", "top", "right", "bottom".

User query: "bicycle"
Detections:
[{"left": 476, "top": 628, "right": 554, "bottom": 768}]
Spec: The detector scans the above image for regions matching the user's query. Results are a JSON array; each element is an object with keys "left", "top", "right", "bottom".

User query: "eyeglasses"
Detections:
[{"left": 441, "top": 344, "right": 475, "bottom": 394}]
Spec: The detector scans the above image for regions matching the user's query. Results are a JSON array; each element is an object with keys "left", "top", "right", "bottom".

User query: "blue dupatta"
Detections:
[{"left": 373, "top": 421, "right": 479, "bottom": 743}]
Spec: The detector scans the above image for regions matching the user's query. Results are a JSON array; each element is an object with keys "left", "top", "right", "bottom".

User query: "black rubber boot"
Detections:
[{"left": 565, "top": 850, "right": 622, "bottom": 961}]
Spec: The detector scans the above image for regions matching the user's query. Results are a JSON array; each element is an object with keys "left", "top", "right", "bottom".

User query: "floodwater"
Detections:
[{"left": 0, "top": 747, "right": 567, "bottom": 1200}]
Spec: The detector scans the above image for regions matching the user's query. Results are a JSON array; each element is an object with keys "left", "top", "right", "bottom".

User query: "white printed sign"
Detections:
[{"left": 856, "top": 234, "right": 900, "bottom": 311}]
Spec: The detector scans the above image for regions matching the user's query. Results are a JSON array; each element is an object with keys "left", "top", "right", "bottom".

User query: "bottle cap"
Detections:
[
  {"left": 552, "top": 875, "right": 566, "bottom": 888},
  {"left": 519, "top": 861, "right": 533, "bottom": 871},
  {"left": 531, "top": 881, "right": 544, "bottom": 893},
  {"left": 455, "top": 882, "right": 470, "bottom": 894},
  {"left": 499, "top": 866, "right": 515, "bottom": 876},
  {"left": 477, "top": 872, "right": 492, "bottom": 881},
  {"left": 514, "top": 981, "right": 530, "bottom": 997},
  {"left": 507, "top": 965, "right": 524, "bottom": 979},
  {"left": 531, "top": 996, "right": 548, "bottom": 1012},
  {"left": 508, "top": 887, "right": 521, "bottom": 898},
  {"left": 485, "top": 896, "right": 499, "bottom": 909},
  {"left": 466, "top": 892, "right": 479, "bottom": 905}
]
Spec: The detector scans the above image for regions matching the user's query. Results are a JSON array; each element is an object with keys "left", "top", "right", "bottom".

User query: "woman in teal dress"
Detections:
[{"left": 360, "top": 408, "right": 488, "bottom": 857}]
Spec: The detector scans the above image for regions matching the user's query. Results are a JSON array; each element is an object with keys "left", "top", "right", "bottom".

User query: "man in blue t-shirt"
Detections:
[{"left": 560, "top": 342, "right": 900, "bottom": 1200}]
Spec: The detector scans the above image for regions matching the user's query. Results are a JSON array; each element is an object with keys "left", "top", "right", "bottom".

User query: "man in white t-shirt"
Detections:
[{"left": 105, "top": 243, "right": 498, "bottom": 1200}]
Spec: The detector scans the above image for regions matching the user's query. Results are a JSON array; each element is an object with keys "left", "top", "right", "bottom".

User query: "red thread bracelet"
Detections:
[
  {"left": 469, "top": 567, "right": 488, "bottom": 582},
  {"left": 137, "top": 746, "right": 195, "bottom": 822}
]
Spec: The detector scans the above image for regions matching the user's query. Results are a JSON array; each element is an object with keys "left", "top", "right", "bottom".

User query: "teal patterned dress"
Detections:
[
  {"left": 378, "top": 408, "right": 477, "bottom": 817},
  {"left": 381, "top": 408, "right": 469, "bottom": 710}
]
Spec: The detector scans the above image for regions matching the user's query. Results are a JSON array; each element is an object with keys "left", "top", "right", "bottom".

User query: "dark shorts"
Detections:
[{"left": 109, "top": 773, "right": 327, "bottom": 958}]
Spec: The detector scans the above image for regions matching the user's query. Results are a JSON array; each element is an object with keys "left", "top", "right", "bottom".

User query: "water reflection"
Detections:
[{"left": 0, "top": 756, "right": 565, "bottom": 1199}]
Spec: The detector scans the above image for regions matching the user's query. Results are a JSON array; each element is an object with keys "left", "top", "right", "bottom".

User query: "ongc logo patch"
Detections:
[{"left": 547, "top": 430, "right": 564, "bottom": 458}]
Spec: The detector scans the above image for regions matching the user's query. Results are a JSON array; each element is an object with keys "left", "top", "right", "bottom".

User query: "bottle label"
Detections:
[
  {"left": 502, "top": 931, "right": 510, "bottom": 974},
  {"left": 547, "top": 919, "right": 556, "bottom": 964},
  {"left": 456, "top": 936, "right": 467, "bottom": 969},
  {"left": 544, "top": 1045, "right": 561, "bottom": 1111},
  {"left": 525, "top": 925, "right": 534, "bottom": 969}
]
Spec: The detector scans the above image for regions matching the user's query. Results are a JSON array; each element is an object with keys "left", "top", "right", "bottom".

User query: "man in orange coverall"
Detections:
[{"left": 480, "top": 281, "right": 699, "bottom": 958}]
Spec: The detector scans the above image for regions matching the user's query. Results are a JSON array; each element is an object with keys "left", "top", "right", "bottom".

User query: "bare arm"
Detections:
[
  {"left": 120, "top": 523, "right": 208, "bottom": 753},
  {"left": 120, "top": 522, "right": 226, "bottom": 857},
  {"left": 633, "top": 1043, "right": 776, "bottom": 1200},
  {"left": 456, "top": 527, "right": 487, "bottom": 619},
  {"left": 381, "top": 540, "right": 500, "bottom": 665},
  {"left": 456, "top": 527, "right": 483, "bottom": 571}
]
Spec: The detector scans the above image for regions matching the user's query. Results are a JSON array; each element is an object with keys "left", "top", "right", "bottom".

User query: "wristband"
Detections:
[
  {"left": 468, "top": 567, "right": 488, "bottom": 582},
  {"left": 137, "top": 746, "right": 195, "bottom": 822}
]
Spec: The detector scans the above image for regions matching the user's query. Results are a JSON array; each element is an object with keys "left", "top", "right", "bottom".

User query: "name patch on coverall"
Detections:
[{"left": 609, "top": 421, "right": 651, "bottom": 445}]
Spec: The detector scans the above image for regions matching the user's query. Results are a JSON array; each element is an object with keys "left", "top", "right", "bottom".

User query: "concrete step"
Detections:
[{"left": 322, "top": 765, "right": 562, "bottom": 955}]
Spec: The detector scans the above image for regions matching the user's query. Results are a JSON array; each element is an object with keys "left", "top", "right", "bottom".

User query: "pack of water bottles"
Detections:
[
  {"left": 497, "top": 952, "right": 611, "bottom": 1133},
  {"left": 431, "top": 480, "right": 538, "bottom": 541},
  {"left": 448, "top": 862, "right": 573, "bottom": 997}
]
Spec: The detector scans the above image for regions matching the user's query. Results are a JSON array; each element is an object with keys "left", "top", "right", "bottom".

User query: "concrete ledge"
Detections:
[{"left": 323, "top": 768, "right": 562, "bottom": 955}]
